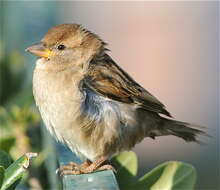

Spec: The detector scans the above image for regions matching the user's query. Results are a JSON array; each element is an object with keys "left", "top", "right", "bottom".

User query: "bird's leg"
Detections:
[
  {"left": 59, "top": 162, "right": 81, "bottom": 175},
  {"left": 59, "top": 156, "right": 115, "bottom": 175},
  {"left": 78, "top": 159, "right": 92, "bottom": 170}
]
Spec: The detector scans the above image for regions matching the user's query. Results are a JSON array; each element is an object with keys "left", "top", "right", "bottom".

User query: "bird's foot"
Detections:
[
  {"left": 58, "top": 160, "right": 90, "bottom": 175},
  {"left": 58, "top": 156, "right": 115, "bottom": 176}
]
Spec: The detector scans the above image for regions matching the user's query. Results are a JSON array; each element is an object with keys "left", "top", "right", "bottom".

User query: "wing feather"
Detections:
[{"left": 83, "top": 53, "right": 172, "bottom": 117}]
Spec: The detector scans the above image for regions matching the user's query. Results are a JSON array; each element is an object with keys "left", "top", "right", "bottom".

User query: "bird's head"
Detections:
[{"left": 26, "top": 24, "right": 105, "bottom": 69}]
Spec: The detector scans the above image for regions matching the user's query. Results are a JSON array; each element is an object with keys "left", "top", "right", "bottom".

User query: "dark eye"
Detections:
[{"left": 57, "top": 44, "right": 66, "bottom": 50}]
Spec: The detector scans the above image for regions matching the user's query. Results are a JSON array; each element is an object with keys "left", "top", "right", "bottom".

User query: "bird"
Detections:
[{"left": 26, "top": 24, "right": 205, "bottom": 175}]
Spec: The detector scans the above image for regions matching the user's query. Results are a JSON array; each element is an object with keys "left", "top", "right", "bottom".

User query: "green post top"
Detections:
[{"left": 56, "top": 144, "right": 120, "bottom": 190}]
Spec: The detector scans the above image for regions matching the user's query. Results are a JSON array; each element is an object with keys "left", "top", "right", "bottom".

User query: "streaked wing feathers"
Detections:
[{"left": 83, "top": 54, "right": 172, "bottom": 117}]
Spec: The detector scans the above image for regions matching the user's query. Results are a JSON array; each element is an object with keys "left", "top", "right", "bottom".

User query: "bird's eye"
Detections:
[{"left": 57, "top": 44, "right": 66, "bottom": 50}]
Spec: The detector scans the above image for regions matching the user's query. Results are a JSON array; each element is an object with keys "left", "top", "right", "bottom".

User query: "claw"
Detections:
[
  {"left": 58, "top": 162, "right": 81, "bottom": 176},
  {"left": 58, "top": 157, "right": 115, "bottom": 176}
]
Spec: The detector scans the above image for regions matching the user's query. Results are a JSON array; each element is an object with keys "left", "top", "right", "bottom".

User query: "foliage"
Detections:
[
  {"left": 0, "top": 51, "right": 33, "bottom": 107},
  {"left": 0, "top": 106, "right": 39, "bottom": 158},
  {"left": 0, "top": 151, "right": 37, "bottom": 190},
  {"left": 112, "top": 151, "right": 197, "bottom": 190}
]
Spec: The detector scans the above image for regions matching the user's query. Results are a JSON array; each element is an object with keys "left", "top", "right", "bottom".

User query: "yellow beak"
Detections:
[{"left": 26, "top": 42, "right": 52, "bottom": 58}]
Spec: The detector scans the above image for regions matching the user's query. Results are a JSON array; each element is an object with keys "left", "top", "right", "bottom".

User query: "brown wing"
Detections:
[{"left": 83, "top": 53, "right": 172, "bottom": 117}]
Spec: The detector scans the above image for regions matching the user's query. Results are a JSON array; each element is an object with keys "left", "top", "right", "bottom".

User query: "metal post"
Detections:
[{"left": 56, "top": 143, "right": 120, "bottom": 190}]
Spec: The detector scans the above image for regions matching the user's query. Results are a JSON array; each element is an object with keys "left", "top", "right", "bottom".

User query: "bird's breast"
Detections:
[{"left": 33, "top": 64, "right": 84, "bottom": 145}]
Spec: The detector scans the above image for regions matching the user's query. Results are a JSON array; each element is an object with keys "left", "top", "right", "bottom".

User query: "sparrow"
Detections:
[{"left": 26, "top": 24, "right": 204, "bottom": 175}]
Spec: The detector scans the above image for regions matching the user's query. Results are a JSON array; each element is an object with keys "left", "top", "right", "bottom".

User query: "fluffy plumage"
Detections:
[{"left": 27, "top": 24, "right": 204, "bottom": 173}]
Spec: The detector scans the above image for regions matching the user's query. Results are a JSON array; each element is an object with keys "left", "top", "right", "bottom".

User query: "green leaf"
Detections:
[
  {"left": 0, "top": 152, "right": 37, "bottom": 190},
  {"left": 165, "top": 162, "right": 196, "bottom": 190},
  {"left": 111, "top": 151, "right": 138, "bottom": 188},
  {"left": 0, "top": 166, "right": 5, "bottom": 188},
  {"left": 0, "top": 137, "right": 15, "bottom": 153},
  {"left": 0, "top": 150, "right": 13, "bottom": 169},
  {"left": 131, "top": 161, "right": 196, "bottom": 190},
  {"left": 0, "top": 52, "right": 26, "bottom": 106}
]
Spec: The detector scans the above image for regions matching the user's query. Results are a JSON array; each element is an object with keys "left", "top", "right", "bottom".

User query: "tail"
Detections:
[{"left": 160, "top": 118, "right": 206, "bottom": 143}]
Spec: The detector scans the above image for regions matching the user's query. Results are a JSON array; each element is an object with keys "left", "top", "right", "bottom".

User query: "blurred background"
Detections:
[{"left": 0, "top": 1, "right": 219, "bottom": 190}]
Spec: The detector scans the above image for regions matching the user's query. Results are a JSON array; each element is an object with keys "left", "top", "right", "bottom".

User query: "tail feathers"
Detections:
[{"left": 162, "top": 118, "right": 207, "bottom": 143}]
